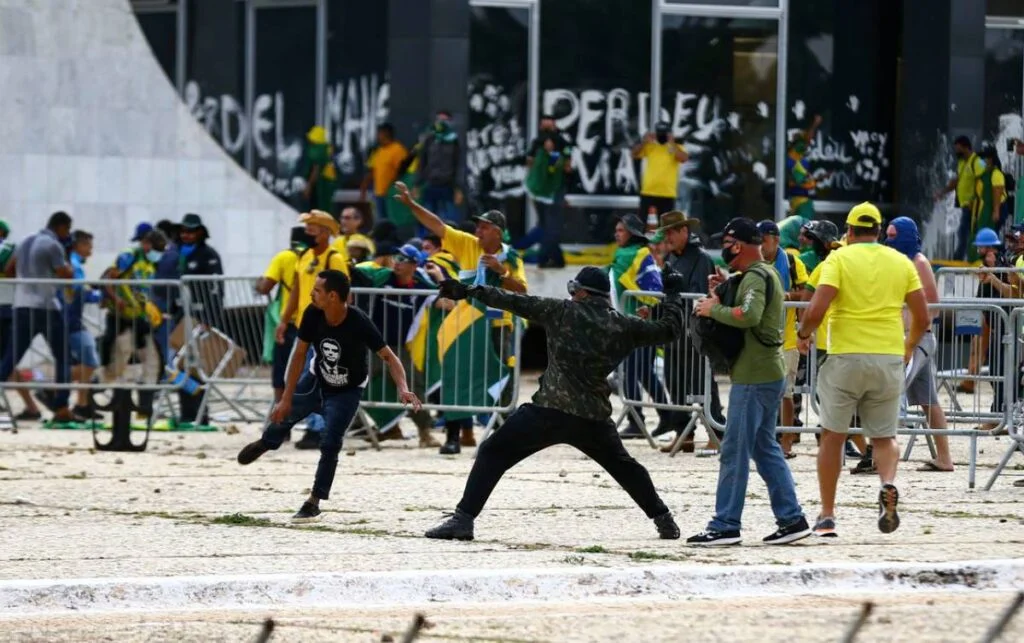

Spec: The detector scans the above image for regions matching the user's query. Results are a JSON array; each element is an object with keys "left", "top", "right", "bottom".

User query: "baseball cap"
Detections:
[
  {"left": 649, "top": 229, "right": 666, "bottom": 244},
  {"left": 131, "top": 222, "right": 153, "bottom": 242},
  {"left": 472, "top": 210, "right": 507, "bottom": 230},
  {"left": 568, "top": 266, "right": 610, "bottom": 297},
  {"left": 846, "top": 202, "right": 882, "bottom": 228},
  {"left": 722, "top": 217, "right": 762, "bottom": 244},
  {"left": 395, "top": 243, "right": 425, "bottom": 266},
  {"left": 756, "top": 220, "right": 780, "bottom": 237}
]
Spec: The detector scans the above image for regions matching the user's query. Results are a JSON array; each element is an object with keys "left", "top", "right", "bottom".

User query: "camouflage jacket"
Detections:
[{"left": 470, "top": 286, "right": 686, "bottom": 421}]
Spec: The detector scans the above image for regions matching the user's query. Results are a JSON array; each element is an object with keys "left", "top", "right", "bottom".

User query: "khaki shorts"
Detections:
[
  {"left": 817, "top": 353, "right": 904, "bottom": 439},
  {"left": 783, "top": 349, "right": 800, "bottom": 398}
]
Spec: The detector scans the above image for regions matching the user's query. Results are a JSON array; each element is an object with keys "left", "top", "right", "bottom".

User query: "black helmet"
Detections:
[
  {"left": 568, "top": 266, "right": 610, "bottom": 298},
  {"left": 801, "top": 220, "right": 840, "bottom": 248}
]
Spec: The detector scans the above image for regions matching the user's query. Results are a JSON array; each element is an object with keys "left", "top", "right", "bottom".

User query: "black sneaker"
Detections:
[
  {"left": 763, "top": 517, "right": 812, "bottom": 545},
  {"left": 619, "top": 422, "right": 646, "bottom": 440},
  {"left": 292, "top": 501, "right": 321, "bottom": 523},
  {"left": 845, "top": 440, "right": 862, "bottom": 458},
  {"left": 295, "top": 431, "right": 320, "bottom": 450},
  {"left": 850, "top": 453, "right": 876, "bottom": 475},
  {"left": 439, "top": 439, "right": 460, "bottom": 455},
  {"left": 72, "top": 405, "right": 103, "bottom": 420},
  {"left": 237, "top": 440, "right": 269, "bottom": 465},
  {"left": 424, "top": 509, "right": 474, "bottom": 540},
  {"left": 13, "top": 409, "right": 42, "bottom": 421},
  {"left": 878, "top": 484, "right": 900, "bottom": 533},
  {"left": 686, "top": 529, "right": 742, "bottom": 547},
  {"left": 653, "top": 512, "right": 680, "bottom": 540}
]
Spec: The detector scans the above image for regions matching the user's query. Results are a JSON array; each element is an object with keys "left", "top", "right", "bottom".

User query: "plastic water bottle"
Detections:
[
  {"left": 646, "top": 206, "right": 658, "bottom": 233},
  {"left": 165, "top": 367, "right": 201, "bottom": 395}
]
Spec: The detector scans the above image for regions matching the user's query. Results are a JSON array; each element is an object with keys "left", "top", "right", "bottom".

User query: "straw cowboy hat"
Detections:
[{"left": 299, "top": 210, "right": 340, "bottom": 237}]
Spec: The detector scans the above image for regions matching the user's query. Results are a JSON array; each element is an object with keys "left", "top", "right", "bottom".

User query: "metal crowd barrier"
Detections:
[{"left": 615, "top": 288, "right": 1024, "bottom": 489}]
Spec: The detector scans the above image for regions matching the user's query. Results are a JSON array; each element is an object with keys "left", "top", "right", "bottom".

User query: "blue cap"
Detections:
[
  {"left": 132, "top": 222, "right": 153, "bottom": 242},
  {"left": 973, "top": 227, "right": 1001, "bottom": 247},
  {"left": 395, "top": 243, "right": 425, "bottom": 266},
  {"left": 756, "top": 220, "right": 780, "bottom": 237}
]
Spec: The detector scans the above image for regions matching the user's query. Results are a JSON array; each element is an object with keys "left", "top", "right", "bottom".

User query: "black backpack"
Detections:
[{"left": 688, "top": 265, "right": 782, "bottom": 375}]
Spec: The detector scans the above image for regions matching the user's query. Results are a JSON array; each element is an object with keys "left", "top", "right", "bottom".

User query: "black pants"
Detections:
[{"left": 456, "top": 404, "right": 669, "bottom": 518}]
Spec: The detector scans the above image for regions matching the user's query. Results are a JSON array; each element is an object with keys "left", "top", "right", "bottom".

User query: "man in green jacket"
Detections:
[{"left": 687, "top": 217, "right": 810, "bottom": 547}]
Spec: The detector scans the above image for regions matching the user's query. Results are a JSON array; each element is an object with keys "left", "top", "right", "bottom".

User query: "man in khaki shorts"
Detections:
[{"left": 797, "top": 203, "right": 930, "bottom": 537}]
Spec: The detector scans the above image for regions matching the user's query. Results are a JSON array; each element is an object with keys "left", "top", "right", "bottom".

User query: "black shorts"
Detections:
[{"left": 638, "top": 195, "right": 677, "bottom": 219}]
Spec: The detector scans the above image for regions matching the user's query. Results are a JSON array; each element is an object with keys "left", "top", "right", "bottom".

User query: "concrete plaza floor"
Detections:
[{"left": 1, "top": 374, "right": 1023, "bottom": 641}]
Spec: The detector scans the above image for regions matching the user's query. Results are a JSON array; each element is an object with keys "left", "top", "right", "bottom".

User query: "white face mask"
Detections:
[{"left": 146, "top": 250, "right": 164, "bottom": 263}]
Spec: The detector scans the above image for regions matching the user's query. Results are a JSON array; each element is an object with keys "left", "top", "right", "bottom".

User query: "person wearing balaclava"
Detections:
[
  {"left": 416, "top": 110, "right": 463, "bottom": 222},
  {"left": 883, "top": 217, "right": 955, "bottom": 471},
  {"left": 631, "top": 121, "right": 689, "bottom": 226}
]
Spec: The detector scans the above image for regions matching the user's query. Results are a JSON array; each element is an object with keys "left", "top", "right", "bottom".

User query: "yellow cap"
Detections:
[
  {"left": 307, "top": 125, "right": 327, "bottom": 145},
  {"left": 846, "top": 202, "right": 882, "bottom": 227}
]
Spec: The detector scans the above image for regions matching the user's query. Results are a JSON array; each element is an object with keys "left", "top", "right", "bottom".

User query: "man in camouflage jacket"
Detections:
[{"left": 424, "top": 265, "right": 689, "bottom": 541}]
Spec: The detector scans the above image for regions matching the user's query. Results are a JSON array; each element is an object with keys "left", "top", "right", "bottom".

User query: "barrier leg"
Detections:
[
  {"left": 968, "top": 433, "right": 977, "bottom": 489},
  {"left": 984, "top": 440, "right": 1024, "bottom": 490},
  {"left": 901, "top": 434, "right": 917, "bottom": 462},
  {"left": 668, "top": 410, "right": 701, "bottom": 457},
  {"left": 473, "top": 413, "right": 504, "bottom": 458},
  {"left": 625, "top": 405, "right": 659, "bottom": 450},
  {"left": 92, "top": 389, "right": 150, "bottom": 452}
]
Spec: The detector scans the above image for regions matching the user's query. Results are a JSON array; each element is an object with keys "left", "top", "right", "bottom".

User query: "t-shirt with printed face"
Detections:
[{"left": 298, "top": 305, "right": 386, "bottom": 394}]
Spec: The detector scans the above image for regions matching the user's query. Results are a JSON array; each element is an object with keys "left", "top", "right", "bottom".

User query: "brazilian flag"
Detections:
[{"left": 436, "top": 298, "right": 511, "bottom": 422}]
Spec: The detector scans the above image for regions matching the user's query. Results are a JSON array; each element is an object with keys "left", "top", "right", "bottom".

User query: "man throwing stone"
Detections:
[
  {"left": 237, "top": 270, "right": 421, "bottom": 522},
  {"left": 798, "top": 203, "right": 930, "bottom": 536},
  {"left": 424, "top": 265, "right": 689, "bottom": 541}
]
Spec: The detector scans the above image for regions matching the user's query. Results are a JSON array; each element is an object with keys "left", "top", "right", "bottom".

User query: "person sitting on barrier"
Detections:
[
  {"left": 0, "top": 219, "right": 45, "bottom": 422},
  {"left": 423, "top": 265, "right": 687, "bottom": 541},
  {"left": 0, "top": 211, "right": 80, "bottom": 423},
  {"left": 257, "top": 226, "right": 312, "bottom": 407},
  {"left": 972, "top": 228, "right": 1019, "bottom": 433},
  {"left": 797, "top": 202, "right": 931, "bottom": 537},
  {"left": 687, "top": 218, "right": 811, "bottom": 547},
  {"left": 757, "top": 220, "right": 808, "bottom": 459},
  {"left": 98, "top": 229, "right": 167, "bottom": 415},
  {"left": 355, "top": 243, "right": 440, "bottom": 449},
  {"left": 610, "top": 214, "right": 671, "bottom": 440},
  {"left": 885, "top": 217, "right": 955, "bottom": 472},
  {"left": 238, "top": 269, "right": 421, "bottom": 523},
  {"left": 275, "top": 211, "right": 349, "bottom": 450}
]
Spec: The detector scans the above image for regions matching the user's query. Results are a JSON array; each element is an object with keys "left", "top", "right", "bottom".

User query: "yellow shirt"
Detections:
[
  {"left": 444, "top": 225, "right": 528, "bottom": 327},
  {"left": 293, "top": 245, "right": 349, "bottom": 326},
  {"left": 805, "top": 263, "right": 830, "bottom": 351},
  {"left": 368, "top": 141, "right": 409, "bottom": 196},
  {"left": 956, "top": 153, "right": 985, "bottom": 206},
  {"left": 262, "top": 249, "right": 300, "bottom": 317},
  {"left": 817, "top": 243, "right": 922, "bottom": 355},
  {"left": 776, "top": 250, "right": 808, "bottom": 350},
  {"left": 638, "top": 142, "right": 683, "bottom": 198}
]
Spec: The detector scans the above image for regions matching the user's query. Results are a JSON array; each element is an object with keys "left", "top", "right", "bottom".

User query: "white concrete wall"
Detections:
[{"left": 0, "top": 0, "right": 296, "bottom": 277}]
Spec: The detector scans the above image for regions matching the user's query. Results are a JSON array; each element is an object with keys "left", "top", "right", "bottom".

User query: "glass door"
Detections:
[{"left": 467, "top": 0, "right": 539, "bottom": 237}]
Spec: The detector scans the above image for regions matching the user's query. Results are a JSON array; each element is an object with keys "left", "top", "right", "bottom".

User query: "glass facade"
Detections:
[{"left": 131, "top": 0, "right": 909, "bottom": 240}]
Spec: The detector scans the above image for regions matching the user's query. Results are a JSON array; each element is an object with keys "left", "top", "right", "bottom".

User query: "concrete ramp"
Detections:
[{"left": 0, "top": 0, "right": 295, "bottom": 275}]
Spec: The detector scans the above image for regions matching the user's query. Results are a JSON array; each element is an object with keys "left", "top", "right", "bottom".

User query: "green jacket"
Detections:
[{"left": 708, "top": 262, "right": 785, "bottom": 384}]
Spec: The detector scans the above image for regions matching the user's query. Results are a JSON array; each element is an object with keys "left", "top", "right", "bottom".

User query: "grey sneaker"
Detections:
[
  {"left": 813, "top": 516, "right": 838, "bottom": 538},
  {"left": 424, "top": 509, "right": 474, "bottom": 540}
]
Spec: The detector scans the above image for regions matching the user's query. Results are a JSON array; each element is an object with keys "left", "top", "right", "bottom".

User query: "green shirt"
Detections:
[{"left": 708, "top": 261, "right": 785, "bottom": 384}]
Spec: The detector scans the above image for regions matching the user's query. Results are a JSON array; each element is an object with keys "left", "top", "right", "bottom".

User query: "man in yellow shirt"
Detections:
[
  {"left": 361, "top": 123, "right": 408, "bottom": 221},
  {"left": 331, "top": 207, "right": 376, "bottom": 264},
  {"left": 936, "top": 136, "right": 986, "bottom": 261},
  {"left": 274, "top": 210, "right": 349, "bottom": 449},
  {"left": 631, "top": 121, "right": 688, "bottom": 222},
  {"left": 257, "top": 226, "right": 311, "bottom": 404},
  {"left": 797, "top": 203, "right": 930, "bottom": 538}
]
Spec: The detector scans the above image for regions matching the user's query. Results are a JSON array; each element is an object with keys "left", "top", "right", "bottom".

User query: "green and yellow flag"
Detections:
[{"left": 436, "top": 298, "right": 511, "bottom": 422}]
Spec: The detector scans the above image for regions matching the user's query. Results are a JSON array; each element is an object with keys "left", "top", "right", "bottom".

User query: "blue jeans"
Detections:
[
  {"left": 421, "top": 185, "right": 456, "bottom": 222},
  {"left": 708, "top": 379, "right": 804, "bottom": 532},
  {"left": 622, "top": 346, "right": 668, "bottom": 422},
  {"left": 374, "top": 195, "right": 390, "bottom": 221},
  {"left": 0, "top": 308, "right": 71, "bottom": 409},
  {"left": 260, "top": 374, "right": 362, "bottom": 500}
]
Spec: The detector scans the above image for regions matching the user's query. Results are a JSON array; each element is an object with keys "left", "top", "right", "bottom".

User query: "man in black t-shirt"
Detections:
[{"left": 237, "top": 270, "right": 421, "bottom": 522}]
